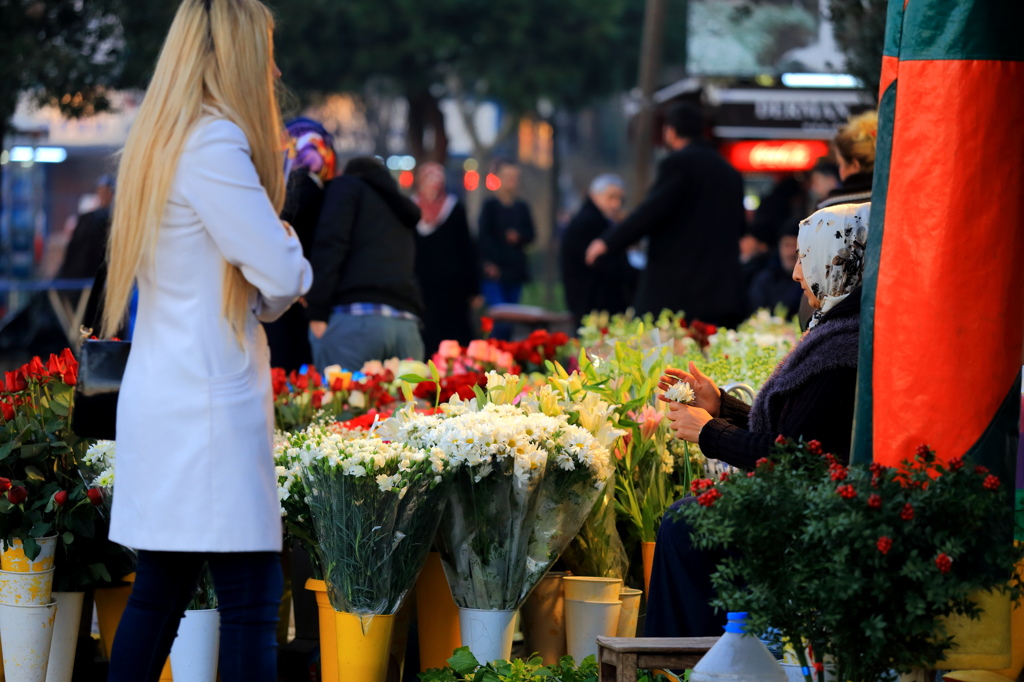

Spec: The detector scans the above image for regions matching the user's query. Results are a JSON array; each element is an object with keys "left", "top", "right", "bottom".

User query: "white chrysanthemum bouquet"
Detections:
[
  {"left": 382, "top": 382, "right": 612, "bottom": 611},
  {"left": 285, "top": 423, "right": 453, "bottom": 625}
]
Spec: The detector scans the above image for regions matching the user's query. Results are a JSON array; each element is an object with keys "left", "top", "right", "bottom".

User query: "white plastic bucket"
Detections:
[
  {"left": 565, "top": 599, "right": 621, "bottom": 663},
  {"left": 1, "top": 538, "right": 58, "bottom": 574},
  {"left": 457, "top": 608, "right": 517, "bottom": 665},
  {"left": 616, "top": 588, "right": 643, "bottom": 638},
  {"left": 0, "top": 569, "right": 54, "bottom": 606},
  {"left": 0, "top": 600, "right": 58, "bottom": 682},
  {"left": 44, "top": 592, "right": 84, "bottom": 682},
  {"left": 168, "top": 609, "right": 220, "bottom": 682}
]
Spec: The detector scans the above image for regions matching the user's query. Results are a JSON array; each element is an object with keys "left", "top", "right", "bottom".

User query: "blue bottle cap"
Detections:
[{"left": 727, "top": 612, "right": 749, "bottom": 620}]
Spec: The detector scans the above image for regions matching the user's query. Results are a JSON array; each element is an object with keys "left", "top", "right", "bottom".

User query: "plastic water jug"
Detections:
[{"left": 690, "top": 612, "right": 787, "bottom": 682}]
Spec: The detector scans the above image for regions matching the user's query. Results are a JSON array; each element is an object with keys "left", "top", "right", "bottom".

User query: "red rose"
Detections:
[
  {"left": 24, "top": 356, "right": 47, "bottom": 378},
  {"left": 311, "top": 391, "right": 324, "bottom": 409},
  {"left": 61, "top": 348, "right": 77, "bottom": 373},
  {"left": 697, "top": 488, "right": 722, "bottom": 507},
  {"left": 480, "top": 317, "right": 494, "bottom": 334},
  {"left": 527, "top": 351, "right": 543, "bottom": 366},
  {"left": 974, "top": 465, "right": 989, "bottom": 476},
  {"left": 747, "top": 472, "right": 756, "bottom": 478},
  {"left": 867, "top": 494, "right": 882, "bottom": 509},
  {"left": 4, "top": 370, "right": 26, "bottom": 392},
  {"left": 755, "top": 457, "right": 770, "bottom": 468},
  {"left": 61, "top": 364, "right": 77, "bottom": 386},
  {"left": 8, "top": 486, "right": 28, "bottom": 505},
  {"left": 0, "top": 478, "right": 11, "bottom": 492},
  {"left": 807, "top": 440, "right": 823, "bottom": 455},
  {"left": 774, "top": 435, "right": 787, "bottom": 445},
  {"left": 899, "top": 503, "right": 915, "bottom": 521},
  {"left": 916, "top": 443, "right": 931, "bottom": 457},
  {"left": 982, "top": 474, "right": 1001, "bottom": 491},
  {"left": 1, "top": 400, "right": 14, "bottom": 422},
  {"left": 54, "top": 490, "right": 68, "bottom": 507},
  {"left": 876, "top": 536, "right": 892, "bottom": 555},
  {"left": 599, "top": 327, "right": 609, "bottom": 336},
  {"left": 836, "top": 484, "right": 857, "bottom": 499},
  {"left": 47, "top": 353, "right": 65, "bottom": 376},
  {"left": 934, "top": 553, "right": 953, "bottom": 574},
  {"left": 551, "top": 332, "right": 569, "bottom": 347},
  {"left": 87, "top": 488, "right": 104, "bottom": 505}
]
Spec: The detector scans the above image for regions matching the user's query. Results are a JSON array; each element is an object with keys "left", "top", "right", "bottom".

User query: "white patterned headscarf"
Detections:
[{"left": 797, "top": 202, "right": 870, "bottom": 328}]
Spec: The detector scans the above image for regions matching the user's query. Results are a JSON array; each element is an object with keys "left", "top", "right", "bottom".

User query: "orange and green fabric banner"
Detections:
[{"left": 852, "top": 0, "right": 1024, "bottom": 510}]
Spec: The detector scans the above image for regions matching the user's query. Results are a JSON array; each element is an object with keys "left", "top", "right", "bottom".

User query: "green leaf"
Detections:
[
  {"left": 447, "top": 647, "right": 480, "bottom": 675},
  {"left": 398, "top": 374, "right": 427, "bottom": 384},
  {"left": 0, "top": 440, "right": 16, "bottom": 461},
  {"left": 18, "top": 443, "right": 48, "bottom": 459},
  {"left": 29, "top": 522, "right": 52, "bottom": 537},
  {"left": 62, "top": 531, "right": 74, "bottom": 545},
  {"left": 24, "top": 465, "right": 45, "bottom": 482},
  {"left": 428, "top": 360, "right": 440, "bottom": 384}
]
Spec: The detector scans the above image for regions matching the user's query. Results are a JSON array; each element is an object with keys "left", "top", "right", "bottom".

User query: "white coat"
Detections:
[{"left": 110, "top": 117, "right": 313, "bottom": 552}]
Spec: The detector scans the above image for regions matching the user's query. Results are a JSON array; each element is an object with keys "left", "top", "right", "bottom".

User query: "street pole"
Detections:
[{"left": 632, "top": 0, "right": 668, "bottom": 205}]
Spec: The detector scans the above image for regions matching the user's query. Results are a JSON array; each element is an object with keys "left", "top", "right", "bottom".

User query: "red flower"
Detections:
[
  {"left": 899, "top": 503, "right": 915, "bottom": 521},
  {"left": 87, "top": 488, "right": 104, "bottom": 505},
  {"left": 876, "top": 536, "right": 892, "bottom": 555},
  {"left": 47, "top": 353, "right": 66, "bottom": 376},
  {"left": 948, "top": 456, "right": 965, "bottom": 471},
  {"left": 916, "top": 443, "right": 931, "bottom": 457},
  {"left": 747, "top": 472, "right": 756, "bottom": 478},
  {"left": 836, "top": 484, "right": 857, "bottom": 499},
  {"left": 774, "top": 435, "right": 788, "bottom": 445},
  {"left": 550, "top": 331, "right": 569, "bottom": 347},
  {"left": 697, "top": 488, "right": 722, "bottom": 507},
  {"left": 934, "top": 553, "right": 953, "bottom": 574},
  {"left": 813, "top": 662, "right": 825, "bottom": 674},
  {"left": 4, "top": 371, "right": 26, "bottom": 392},
  {"left": 974, "top": 465, "right": 989, "bottom": 476},
  {"left": 1, "top": 400, "right": 13, "bottom": 422},
  {"left": 54, "top": 490, "right": 68, "bottom": 507},
  {"left": 480, "top": 317, "right": 494, "bottom": 334},
  {"left": 311, "top": 391, "right": 324, "bottom": 410},
  {"left": 867, "top": 494, "right": 882, "bottom": 509},
  {"left": 0, "top": 478, "right": 10, "bottom": 492},
  {"left": 982, "top": 474, "right": 1001, "bottom": 491},
  {"left": 599, "top": 327, "right": 609, "bottom": 336},
  {"left": 829, "top": 464, "right": 848, "bottom": 482},
  {"left": 24, "top": 356, "right": 47, "bottom": 378},
  {"left": 719, "top": 472, "right": 730, "bottom": 482},
  {"left": 755, "top": 457, "right": 770, "bottom": 468},
  {"left": 7, "top": 486, "right": 28, "bottom": 505},
  {"left": 807, "top": 439, "right": 823, "bottom": 455},
  {"left": 61, "top": 348, "right": 77, "bottom": 373},
  {"left": 690, "top": 478, "right": 714, "bottom": 493}
]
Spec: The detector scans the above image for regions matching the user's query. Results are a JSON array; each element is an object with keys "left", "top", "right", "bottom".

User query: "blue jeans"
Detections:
[
  {"left": 108, "top": 551, "right": 282, "bottom": 682},
  {"left": 310, "top": 312, "right": 425, "bottom": 371},
  {"left": 481, "top": 281, "right": 523, "bottom": 340}
]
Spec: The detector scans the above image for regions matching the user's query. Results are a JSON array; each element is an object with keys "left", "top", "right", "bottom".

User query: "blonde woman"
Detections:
[
  {"left": 818, "top": 109, "right": 878, "bottom": 209},
  {"left": 102, "top": 1, "right": 311, "bottom": 679}
]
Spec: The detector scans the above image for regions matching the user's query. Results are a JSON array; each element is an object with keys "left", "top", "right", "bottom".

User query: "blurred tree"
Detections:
[
  {"left": 828, "top": 0, "right": 888, "bottom": 99},
  {"left": 271, "top": 0, "right": 640, "bottom": 161},
  {"left": 0, "top": 0, "right": 122, "bottom": 153}
]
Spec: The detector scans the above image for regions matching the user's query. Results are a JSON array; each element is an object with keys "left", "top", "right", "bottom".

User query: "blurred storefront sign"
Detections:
[
  {"left": 721, "top": 139, "right": 830, "bottom": 172},
  {"left": 710, "top": 87, "right": 874, "bottom": 139}
]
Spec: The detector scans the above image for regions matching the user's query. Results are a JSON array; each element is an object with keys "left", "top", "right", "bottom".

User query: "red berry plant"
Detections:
[{"left": 679, "top": 440, "right": 1023, "bottom": 682}]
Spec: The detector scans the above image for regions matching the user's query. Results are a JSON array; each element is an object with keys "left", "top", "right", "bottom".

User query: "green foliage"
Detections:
[
  {"left": 0, "top": 0, "right": 123, "bottom": 134},
  {"left": 828, "top": 0, "right": 888, "bottom": 99},
  {"left": 681, "top": 440, "right": 1024, "bottom": 682},
  {"left": 419, "top": 647, "right": 675, "bottom": 682}
]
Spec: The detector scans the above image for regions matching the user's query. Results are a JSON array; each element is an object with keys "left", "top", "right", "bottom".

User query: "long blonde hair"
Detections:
[{"left": 103, "top": 0, "right": 284, "bottom": 339}]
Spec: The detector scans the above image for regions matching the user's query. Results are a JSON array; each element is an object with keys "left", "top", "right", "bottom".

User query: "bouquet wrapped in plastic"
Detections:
[
  {"left": 288, "top": 423, "right": 452, "bottom": 626},
  {"left": 384, "top": 378, "right": 613, "bottom": 610}
]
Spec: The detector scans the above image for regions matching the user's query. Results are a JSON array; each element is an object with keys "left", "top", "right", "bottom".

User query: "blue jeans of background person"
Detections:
[
  {"left": 481, "top": 281, "right": 523, "bottom": 340},
  {"left": 643, "top": 497, "right": 728, "bottom": 638},
  {"left": 108, "top": 551, "right": 282, "bottom": 682},
  {"left": 310, "top": 312, "right": 425, "bottom": 371}
]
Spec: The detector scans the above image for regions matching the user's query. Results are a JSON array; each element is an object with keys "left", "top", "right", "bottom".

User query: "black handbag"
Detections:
[
  {"left": 72, "top": 339, "right": 130, "bottom": 440},
  {"left": 71, "top": 260, "right": 130, "bottom": 441}
]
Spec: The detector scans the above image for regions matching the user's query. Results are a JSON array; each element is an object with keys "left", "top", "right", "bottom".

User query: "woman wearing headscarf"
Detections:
[
  {"left": 413, "top": 162, "right": 480, "bottom": 353},
  {"left": 645, "top": 202, "right": 871, "bottom": 638},
  {"left": 263, "top": 118, "right": 337, "bottom": 371}
]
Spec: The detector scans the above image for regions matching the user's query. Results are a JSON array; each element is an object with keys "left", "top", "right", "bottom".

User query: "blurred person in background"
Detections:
[
  {"left": 57, "top": 174, "right": 115, "bottom": 282},
  {"left": 808, "top": 158, "right": 840, "bottom": 211},
  {"left": 413, "top": 162, "right": 480, "bottom": 353},
  {"left": 586, "top": 103, "right": 746, "bottom": 327},
  {"left": 818, "top": 110, "right": 877, "bottom": 209},
  {"left": 478, "top": 159, "right": 535, "bottom": 337},
  {"left": 560, "top": 173, "right": 637, "bottom": 330},
  {"left": 263, "top": 117, "right": 336, "bottom": 371},
  {"left": 101, "top": 1, "right": 312, "bottom": 679},
  {"left": 306, "top": 156, "right": 425, "bottom": 370},
  {"left": 747, "top": 219, "right": 803, "bottom": 317}
]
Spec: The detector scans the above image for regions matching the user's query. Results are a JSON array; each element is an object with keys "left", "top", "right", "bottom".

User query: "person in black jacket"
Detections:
[
  {"left": 413, "top": 162, "right": 480, "bottom": 353},
  {"left": 306, "top": 156, "right": 425, "bottom": 370},
  {"left": 645, "top": 202, "right": 871, "bottom": 638},
  {"left": 58, "top": 174, "right": 115, "bottom": 282},
  {"left": 263, "top": 117, "right": 336, "bottom": 371},
  {"left": 560, "top": 174, "right": 637, "bottom": 330},
  {"left": 747, "top": 220, "right": 803, "bottom": 317},
  {"left": 478, "top": 160, "right": 535, "bottom": 333},
  {"left": 585, "top": 104, "right": 746, "bottom": 327}
]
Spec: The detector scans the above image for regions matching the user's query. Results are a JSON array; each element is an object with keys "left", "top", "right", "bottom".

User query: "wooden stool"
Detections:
[{"left": 597, "top": 636, "right": 719, "bottom": 682}]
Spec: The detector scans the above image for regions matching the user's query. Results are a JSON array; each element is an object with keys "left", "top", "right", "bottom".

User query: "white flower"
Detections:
[{"left": 663, "top": 381, "right": 696, "bottom": 404}]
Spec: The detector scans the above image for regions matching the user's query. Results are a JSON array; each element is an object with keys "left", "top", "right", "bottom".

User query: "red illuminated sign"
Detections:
[{"left": 723, "top": 140, "right": 831, "bottom": 173}]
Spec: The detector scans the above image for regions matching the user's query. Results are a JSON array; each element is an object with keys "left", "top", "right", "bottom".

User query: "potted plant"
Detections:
[{"left": 680, "top": 439, "right": 1024, "bottom": 682}]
